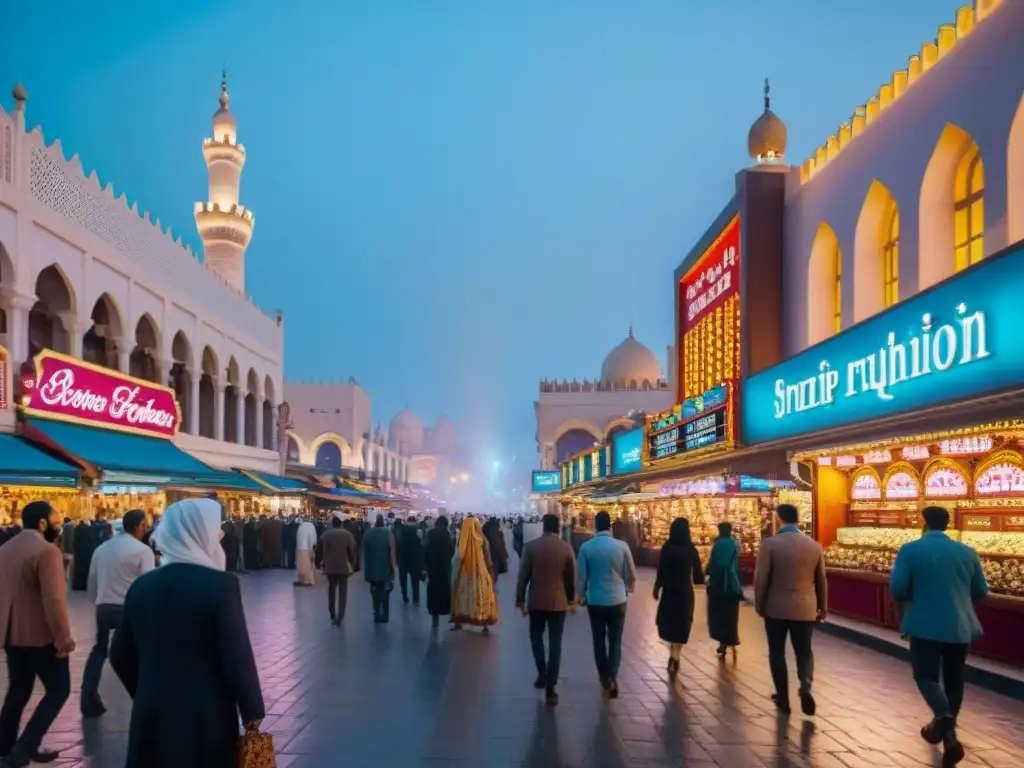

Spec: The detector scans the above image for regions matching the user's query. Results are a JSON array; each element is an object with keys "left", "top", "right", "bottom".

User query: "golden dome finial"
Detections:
[
  {"left": 219, "top": 67, "right": 229, "bottom": 109},
  {"left": 748, "top": 77, "right": 787, "bottom": 163}
]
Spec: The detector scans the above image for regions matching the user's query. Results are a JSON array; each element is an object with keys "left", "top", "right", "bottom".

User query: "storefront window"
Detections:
[
  {"left": 953, "top": 144, "right": 985, "bottom": 273},
  {"left": 882, "top": 202, "right": 899, "bottom": 307}
]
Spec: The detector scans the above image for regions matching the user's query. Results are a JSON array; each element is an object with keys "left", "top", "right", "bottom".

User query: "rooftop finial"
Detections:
[
  {"left": 219, "top": 67, "right": 229, "bottom": 109},
  {"left": 764, "top": 77, "right": 771, "bottom": 111},
  {"left": 628, "top": 322, "right": 634, "bottom": 338}
]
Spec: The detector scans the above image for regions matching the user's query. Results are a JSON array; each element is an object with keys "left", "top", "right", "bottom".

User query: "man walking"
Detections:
[
  {"left": 0, "top": 501, "right": 75, "bottom": 767},
  {"left": 80, "top": 509, "right": 154, "bottom": 717},
  {"left": 321, "top": 516, "right": 359, "bottom": 626},
  {"left": 754, "top": 503, "right": 828, "bottom": 716},
  {"left": 890, "top": 506, "right": 988, "bottom": 768},
  {"left": 294, "top": 517, "right": 318, "bottom": 587},
  {"left": 516, "top": 513, "right": 576, "bottom": 706},
  {"left": 398, "top": 514, "right": 426, "bottom": 606},
  {"left": 577, "top": 510, "right": 636, "bottom": 699},
  {"left": 362, "top": 514, "right": 397, "bottom": 624}
]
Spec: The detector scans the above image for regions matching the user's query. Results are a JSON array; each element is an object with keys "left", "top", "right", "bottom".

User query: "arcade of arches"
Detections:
[
  {"left": 3, "top": 262, "right": 277, "bottom": 449},
  {"left": 556, "top": 428, "right": 599, "bottom": 465}
]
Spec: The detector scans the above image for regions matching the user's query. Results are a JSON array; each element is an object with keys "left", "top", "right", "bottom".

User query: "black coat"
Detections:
[
  {"left": 110, "top": 563, "right": 265, "bottom": 768},
  {"left": 423, "top": 527, "right": 454, "bottom": 616},
  {"left": 654, "top": 543, "right": 705, "bottom": 644},
  {"left": 398, "top": 524, "right": 425, "bottom": 572}
]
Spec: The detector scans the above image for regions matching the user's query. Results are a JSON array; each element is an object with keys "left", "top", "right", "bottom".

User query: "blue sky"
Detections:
[{"left": 1, "top": 0, "right": 954, "bottom": 468}]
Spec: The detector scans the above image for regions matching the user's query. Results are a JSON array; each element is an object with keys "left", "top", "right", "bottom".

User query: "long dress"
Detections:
[
  {"left": 451, "top": 518, "right": 498, "bottom": 627},
  {"left": 424, "top": 527, "right": 454, "bottom": 617},
  {"left": 259, "top": 518, "right": 283, "bottom": 569},
  {"left": 706, "top": 536, "right": 742, "bottom": 646},
  {"left": 654, "top": 543, "right": 705, "bottom": 644},
  {"left": 483, "top": 520, "right": 509, "bottom": 577},
  {"left": 220, "top": 523, "right": 240, "bottom": 574}
]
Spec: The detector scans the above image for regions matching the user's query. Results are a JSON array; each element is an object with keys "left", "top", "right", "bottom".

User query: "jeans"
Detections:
[
  {"left": 328, "top": 575, "right": 350, "bottom": 620},
  {"left": 370, "top": 581, "right": 391, "bottom": 622},
  {"left": 0, "top": 645, "right": 71, "bottom": 763},
  {"left": 765, "top": 618, "right": 816, "bottom": 699},
  {"left": 399, "top": 566, "right": 421, "bottom": 604},
  {"left": 529, "top": 611, "right": 567, "bottom": 688},
  {"left": 909, "top": 637, "right": 968, "bottom": 722},
  {"left": 81, "top": 604, "right": 123, "bottom": 707},
  {"left": 587, "top": 603, "right": 627, "bottom": 681}
]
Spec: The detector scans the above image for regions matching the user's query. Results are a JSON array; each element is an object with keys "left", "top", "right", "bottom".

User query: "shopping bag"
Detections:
[{"left": 237, "top": 725, "right": 276, "bottom": 768}]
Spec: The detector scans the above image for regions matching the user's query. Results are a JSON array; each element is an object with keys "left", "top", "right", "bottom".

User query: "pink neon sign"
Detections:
[
  {"left": 851, "top": 473, "right": 881, "bottom": 500},
  {"left": 22, "top": 351, "right": 180, "bottom": 439},
  {"left": 924, "top": 467, "right": 968, "bottom": 498}
]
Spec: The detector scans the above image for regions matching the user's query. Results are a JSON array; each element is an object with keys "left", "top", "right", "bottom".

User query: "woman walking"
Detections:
[
  {"left": 706, "top": 522, "right": 742, "bottom": 659},
  {"left": 424, "top": 516, "right": 455, "bottom": 628},
  {"left": 653, "top": 518, "right": 705, "bottom": 676},
  {"left": 451, "top": 516, "right": 499, "bottom": 631},
  {"left": 110, "top": 498, "right": 265, "bottom": 768},
  {"left": 483, "top": 517, "right": 509, "bottom": 580}
]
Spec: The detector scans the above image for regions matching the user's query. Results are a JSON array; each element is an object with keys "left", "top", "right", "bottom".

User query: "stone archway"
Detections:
[
  {"left": 28, "top": 264, "right": 76, "bottom": 359},
  {"left": 555, "top": 428, "right": 599, "bottom": 465},
  {"left": 129, "top": 314, "right": 161, "bottom": 383},
  {"left": 315, "top": 441, "right": 343, "bottom": 474},
  {"left": 223, "top": 356, "right": 241, "bottom": 443},
  {"left": 83, "top": 294, "right": 124, "bottom": 370},
  {"left": 169, "top": 331, "right": 193, "bottom": 434},
  {"left": 262, "top": 376, "right": 276, "bottom": 449},
  {"left": 244, "top": 368, "right": 259, "bottom": 447},
  {"left": 199, "top": 346, "right": 219, "bottom": 439}
]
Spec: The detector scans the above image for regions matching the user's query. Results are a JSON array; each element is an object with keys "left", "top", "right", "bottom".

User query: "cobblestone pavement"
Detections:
[{"left": 3, "top": 534, "right": 1024, "bottom": 767}]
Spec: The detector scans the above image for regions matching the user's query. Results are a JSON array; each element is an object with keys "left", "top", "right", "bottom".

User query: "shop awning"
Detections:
[
  {"left": 24, "top": 418, "right": 217, "bottom": 484},
  {"left": 165, "top": 470, "right": 267, "bottom": 493},
  {"left": 0, "top": 433, "right": 80, "bottom": 488},
  {"left": 239, "top": 469, "right": 310, "bottom": 493}
]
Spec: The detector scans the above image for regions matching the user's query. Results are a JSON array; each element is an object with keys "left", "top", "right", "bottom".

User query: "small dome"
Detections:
[
  {"left": 600, "top": 328, "right": 662, "bottom": 384},
  {"left": 212, "top": 72, "right": 237, "bottom": 132},
  {"left": 747, "top": 79, "right": 787, "bottom": 161},
  {"left": 389, "top": 410, "right": 424, "bottom": 452}
]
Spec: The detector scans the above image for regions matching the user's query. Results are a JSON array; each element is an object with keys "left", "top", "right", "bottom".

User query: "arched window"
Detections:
[
  {"left": 832, "top": 245, "right": 842, "bottom": 335},
  {"left": 953, "top": 144, "right": 984, "bottom": 272},
  {"left": 882, "top": 202, "right": 899, "bottom": 308}
]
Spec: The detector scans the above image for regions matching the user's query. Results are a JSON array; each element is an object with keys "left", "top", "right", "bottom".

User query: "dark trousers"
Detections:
[
  {"left": 0, "top": 645, "right": 71, "bottom": 762},
  {"left": 370, "top": 581, "right": 391, "bottom": 622},
  {"left": 81, "top": 603, "right": 123, "bottom": 707},
  {"left": 765, "top": 618, "right": 816, "bottom": 698},
  {"left": 399, "top": 566, "right": 421, "bottom": 604},
  {"left": 586, "top": 603, "right": 627, "bottom": 681},
  {"left": 909, "top": 637, "right": 968, "bottom": 722},
  {"left": 529, "top": 611, "right": 566, "bottom": 688},
  {"left": 328, "top": 575, "right": 350, "bottom": 620}
]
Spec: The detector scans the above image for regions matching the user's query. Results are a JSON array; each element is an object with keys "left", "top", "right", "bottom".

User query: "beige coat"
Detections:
[
  {"left": 754, "top": 529, "right": 828, "bottom": 622},
  {"left": 0, "top": 530, "right": 73, "bottom": 648}
]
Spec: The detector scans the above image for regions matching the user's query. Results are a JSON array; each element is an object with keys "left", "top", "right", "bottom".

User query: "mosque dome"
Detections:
[
  {"left": 430, "top": 418, "right": 458, "bottom": 454},
  {"left": 747, "top": 79, "right": 787, "bottom": 162},
  {"left": 600, "top": 328, "right": 662, "bottom": 384},
  {"left": 212, "top": 71, "right": 237, "bottom": 134},
  {"left": 389, "top": 410, "right": 424, "bottom": 451}
]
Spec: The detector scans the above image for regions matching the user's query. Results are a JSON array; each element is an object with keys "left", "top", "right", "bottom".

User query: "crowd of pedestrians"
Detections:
[{"left": 0, "top": 498, "right": 991, "bottom": 767}]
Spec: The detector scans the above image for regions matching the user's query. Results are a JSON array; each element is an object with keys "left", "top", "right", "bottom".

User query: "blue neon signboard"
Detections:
[
  {"left": 531, "top": 471, "right": 561, "bottom": 493},
  {"left": 612, "top": 428, "right": 644, "bottom": 474},
  {"left": 742, "top": 244, "right": 1024, "bottom": 445}
]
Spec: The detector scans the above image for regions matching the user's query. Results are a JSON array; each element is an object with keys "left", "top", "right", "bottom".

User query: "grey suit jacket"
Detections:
[{"left": 754, "top": 528, "right": 828, "bottom": 622}]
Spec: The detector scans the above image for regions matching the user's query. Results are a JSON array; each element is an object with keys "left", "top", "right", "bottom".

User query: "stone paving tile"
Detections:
[{"left": 2, "top": 530, "right": 1024, "bottom": 767}]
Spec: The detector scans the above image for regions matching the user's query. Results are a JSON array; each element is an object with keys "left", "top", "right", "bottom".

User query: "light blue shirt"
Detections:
[
  {"left": 577, "top": 531, "right": 636, "bottom": 607},
  {"left": 889, "top": 530, "right": 988, "bottom": 644}
]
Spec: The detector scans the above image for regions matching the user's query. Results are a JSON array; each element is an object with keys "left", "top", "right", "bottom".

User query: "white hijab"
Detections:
[{"left": 155, "top": 498, "right": 226, "bottom": 571}]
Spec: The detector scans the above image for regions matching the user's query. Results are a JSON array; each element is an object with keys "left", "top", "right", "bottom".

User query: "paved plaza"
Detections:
[{"left": 3, "top": 541, "right": 1024, "bottom": 767}]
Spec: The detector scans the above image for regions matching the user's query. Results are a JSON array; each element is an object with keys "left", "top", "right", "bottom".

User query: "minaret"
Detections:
[{"left": 194, "top": 71, "right": 254, "bottom": 292}]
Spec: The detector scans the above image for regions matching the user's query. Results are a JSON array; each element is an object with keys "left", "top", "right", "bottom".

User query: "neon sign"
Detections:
[
  {"left": 851, "top": 473, "right": 881, "bottom": 500},
  {"left": 884, "top": 471, "right": 919, "bottom": 500},
  {"left": 924, "top": 467, "right": 968, "bottom": 498},
  {"left": 976, "top": 463, "right": 1024, "bottom": 495},
  {"left": 939, "top": 435, "right": 993, "bottom": 455}
]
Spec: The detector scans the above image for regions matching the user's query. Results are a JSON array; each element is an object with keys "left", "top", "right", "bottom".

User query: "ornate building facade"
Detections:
[
  {"left": 534, "top": 328, "right": 675, "bottom": 470},
  {"left": 0, "top": 79, "right": 285, "bottom": 472}
]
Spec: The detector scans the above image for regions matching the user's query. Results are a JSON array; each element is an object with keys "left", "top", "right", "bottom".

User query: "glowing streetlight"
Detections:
[
  {"left": 493, "top": 460, "right": 501, "bottom": 469},
  {"left": 460, "top": 472, "right": 470, "bottom": 481},
  {"left": 449, "top": 476, "right": 458, "bottom": 484}
]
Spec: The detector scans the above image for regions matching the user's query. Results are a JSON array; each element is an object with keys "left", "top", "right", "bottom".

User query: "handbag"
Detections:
[{"left": 237, "top": 724, "right": 276, "bottom": 768}]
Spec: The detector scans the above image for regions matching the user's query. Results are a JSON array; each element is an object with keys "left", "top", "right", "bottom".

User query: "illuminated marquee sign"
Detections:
[
  {"left": 531, "top": 471, "right": 561, "bottom": 494},
  {"left": 648, "top": 386, "right": 730, "bottom": 462},
  {"left": 679, "top": 216, "right": 741, "bottom": 399},
  {"left": 940, "top": 435, "right": 992, "bottom": 455},
  {"left": 743, "top": 243, "right": 1024, "bottom": 445},
  {"left": 21, "top": 350, "right": 181, "bottom": 439}
]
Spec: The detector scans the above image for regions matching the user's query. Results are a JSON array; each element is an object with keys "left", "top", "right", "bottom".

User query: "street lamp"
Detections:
[{"left": 460, "top": 472, "right": 470, "bottom": 481}]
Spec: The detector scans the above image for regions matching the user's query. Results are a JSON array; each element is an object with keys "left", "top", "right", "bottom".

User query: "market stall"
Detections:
[
  {"left": 0, "top": 432, "right": 83, "bottom": 522},
  {"left": 18, "top": 350, "right": 229, "bottom": 519},
  {"left": 799, "top": 427, "right": 1024, "bottom": 667}
]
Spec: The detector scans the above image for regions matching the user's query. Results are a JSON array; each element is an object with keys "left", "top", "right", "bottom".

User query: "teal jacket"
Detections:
[{"left": 889, "top": 531, "right": 988, "bottom": 644}]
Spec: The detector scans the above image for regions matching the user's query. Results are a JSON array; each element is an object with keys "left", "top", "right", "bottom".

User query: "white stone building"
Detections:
[
  {"left": 0, "top": 78, "right": 285, "bottom": 473},
  {"left": 534, "top": 329, "right": 675, "bottom": 470}
]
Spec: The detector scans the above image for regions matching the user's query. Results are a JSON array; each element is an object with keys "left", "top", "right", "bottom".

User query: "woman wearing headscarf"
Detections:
[
  {"left": 483, "top": 517, "right": 509, "bottom": 579},
  {"left": 424, "top": 516, "right": 455, "bottom": 628},
  {"left": 110, "top": 498, "right": 265, "bottom": 768},
  {"left": 653, "top": 517, "right": 705, "bottom": 676},
  {"left": 450, "top": 516, "right": 498, "bottom": 631},
  {"left": 705, "top": 521, "right": 742, "bottom": 659}
]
